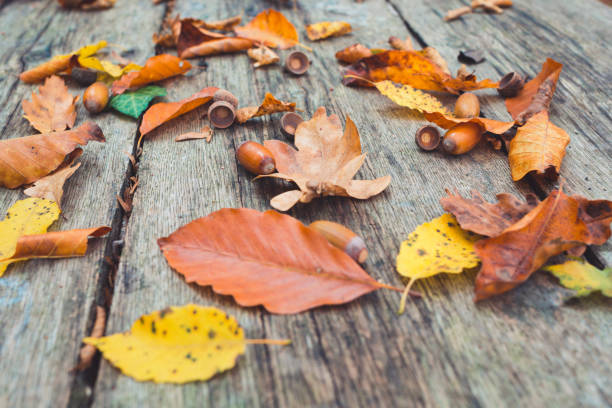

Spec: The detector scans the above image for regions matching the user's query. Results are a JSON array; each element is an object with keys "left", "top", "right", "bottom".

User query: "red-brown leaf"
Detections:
[{"left": 177, "top": 20, "right": 254, "bottom": 58}]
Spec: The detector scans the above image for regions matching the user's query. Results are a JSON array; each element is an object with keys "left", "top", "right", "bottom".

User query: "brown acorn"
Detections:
[
  {"left": 285, "top": 51, "right": 309, "bottom": 75},
  {"left": 208, "top": 101, "right": 236, "bottom": 128},
  {"left": 83, "top": 82, "right": 109, "bottom": 114},
  {"left": 497, "top": 72, "right": 524, "bottom": 97},
  {"left": 310, "top": 220, "right": 368, "bottom": 263},
  {"left": 280, "top": 112, "right": 304, "bottom": 137},
  {"left": 213, "top": 89, "right": 239, "bottom": 108},
  {"left": 442, "top": 122, "right": 483, "bottom": 155},
  {"left": 236, "top": 141, "right": 276, "bottom": 175},
  {"left": 454, "top": 92, "right": 480, "bottom": 118},
  {"left": 415, "top": 125, "right": 441, "bottom": 151}
]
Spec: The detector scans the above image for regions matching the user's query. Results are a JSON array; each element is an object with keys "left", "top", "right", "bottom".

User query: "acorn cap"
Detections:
[
  {"left": 497, "top": 72, "right": 524, "bottom": 97},
  {"left": 415, "top": 125, "right": 441, "bottom": 151},
  {"left": 70, "top": 67, "right": 98, "bottom": 86},
  {"left": 213, "top": 89, "right": 239, "bottom": 108},
  {"left": 280, "top": 112, "right": 304, "bottom": 137},
  {"left": 285, "top": 51, "right": 309, "bottom": 75},
  {"left": 208, "top": 100, "right": 236, "bottom": 129}
]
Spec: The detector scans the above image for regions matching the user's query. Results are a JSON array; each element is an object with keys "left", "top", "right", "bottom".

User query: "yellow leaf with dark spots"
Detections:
[{"left": 374, "top": 81, "right": 450, "bottom": 115}]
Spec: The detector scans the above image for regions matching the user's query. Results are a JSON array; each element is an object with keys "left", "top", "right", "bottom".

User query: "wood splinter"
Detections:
[{"left": 444, "top": 0, "right": 513, "bottom": 21}]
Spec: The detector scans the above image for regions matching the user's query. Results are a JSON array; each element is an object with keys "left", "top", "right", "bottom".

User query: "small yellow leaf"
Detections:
[
  {"left": 374, "top": 80, "right": 450, "bottom": 115},
  {"left": 0, "top": 198, "right": 60, "bottom": 276},
  {"left": 74, "top": 40, "right": 108, "bottom": 58},
  {"left": 544, "top": 259, "right": 612, "bottom": 297},
  {"left": 85, "top": 305, "right": 246, "bottom": 383},
  {"left": 79, "top": 56, "right": 141, "bottom": 79},
  {"left": 396, "top": 213, "right": 480, "bottom": 312}
]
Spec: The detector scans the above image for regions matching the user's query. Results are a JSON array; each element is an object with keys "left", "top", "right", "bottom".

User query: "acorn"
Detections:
[
  {"left": 213, "top": 89, "right": 238, "bottom": 108},
  {"left": 454, "top": 92, "right": 480, "bottom": 118},
  {"left": 208, "top": 101, "right": 236, "bottom": 128},
  {"left": 280, "top": 112, "right": 304, "bottom": 137},
  {"left": 415, "top": 125, "right": 441, "bottom": 151},
  {"left": 285, "top": 51, "right": 309, "bottom": 75},
  {"left": 497, "top": 72, "right": 524, "bottom": 97},
  {"left": 83, "top": 82, "right": 109, "bottom": 114},
  {"left": 71, "top": 67, "right": 98, "bottom": 86},
  {"left": 236, "top": 141, "right": 276, "bottom": 175},
  {"left": 442, "top": 122, "right": 484, "bottom": 155},
  {"left": 310, "top": 220, "right": 368, "bottom": 263}
]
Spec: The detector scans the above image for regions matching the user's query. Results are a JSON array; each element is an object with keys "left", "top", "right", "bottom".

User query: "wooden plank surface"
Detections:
[
  {"left": 91, "top": 1, "right": 611, "bottom": 407},
  {"left": 0, "top": 1, "right": 163, "bottom": 407}
]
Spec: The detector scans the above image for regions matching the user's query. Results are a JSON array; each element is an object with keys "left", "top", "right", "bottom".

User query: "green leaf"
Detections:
[
  {"left": 544, "top": 259, "right": 612, "bottom": 297},
  {"left": 109, "top": 86, "right": 167, "bottom": 119}
]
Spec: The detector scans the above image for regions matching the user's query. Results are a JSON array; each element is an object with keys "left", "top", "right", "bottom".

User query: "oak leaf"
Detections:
[
  {"left": 260, "top": 107, "right": 391, "bottom": 211},
  {"left": 109, "top": 86, "right": 167, "bottom": 119},
  {"left": 111, "top": 54, "right": 191, "bottom": 95},
  {"left": 396, "top": 213, "right": 481, "bottom": 313},
  {"left": 505, "top": 58, "right": 562, "bottom": 124},
  {"left": 23, "top": 154, "right": 81, "bottom": 206},
  {"left": 474, "top": 189, "right": 612, "bottom": 301},
  {"left": 247, "top": 45, "right": 280, "bottom": 68},
  {"left": 85, "top": 305, "right": 289, "bottom": 383},
  {"left": 0, "top": 122, "right": 105, "bottom": 189},
  {"left": 22, "top": 75, "right": 78, "bottom": 133},
  {"left": 544, "top": 259, "right": 612, "bottom": 298},
  {"left": 0, "top": 198, "right": 60, "bottom": 277},
  {"left": 335, "top": 43, "right": 373, "bottom": 64},
  {"left": 440, "top": 190, "right": 538, "bottom": 237},
  {"left": 343, "top": 50, "right": 497, "bottom": 94},
  {"left": 236, "top": 93, "right": 296, "bottom": 124},
  {"left": 306, "top": 21, "right": 352, "bottom": 41},
  {"left": 139, "top": 87, "right": 218, "bottom": 136},
  {"left": 234, "top": 9, "right": 299, "bottom": 49},
  {"left": 424, "top": 111, "right": 515, "bottom": 135},
  {"left": 508, "top": 111, "right": 570, "bottom": 181},
  {"left": 177, "top": 20, "right": 254, "bottom": 58},
  {"left": 158, "top": 209, "right": 401, "bottom": 314},
  {"left": 374, "top": 80, "right": 450, "bottom": 115}
]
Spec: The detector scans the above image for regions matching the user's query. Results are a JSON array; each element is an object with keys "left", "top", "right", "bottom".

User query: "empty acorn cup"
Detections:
[
  {"left": 208, "top": 101, "right": 236, "bottom": 128},
  {"left": 285, "top": 51, "right": 309, "bottom": 75},
  {"left": 280, "top": 112, "right": 304, "bottom": 137}
]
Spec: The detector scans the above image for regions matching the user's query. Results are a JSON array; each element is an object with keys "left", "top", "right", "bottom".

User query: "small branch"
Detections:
[{"left": 245, "top": 338, "right": 292, "bottom": 346}]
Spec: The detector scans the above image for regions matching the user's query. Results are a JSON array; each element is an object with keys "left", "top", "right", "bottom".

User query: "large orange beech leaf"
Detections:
[
  {"left": 139, "top": 87, "right": 218, "bottom": 136},
  {"left": 158, "top": 208, "right": 400, "bottom": 314},
  {"left": 505, "top": 58, "right": 562, "bottom": 124},
  {"left": 343, "top": 50, "right": 497, "bottom": 94},
  {"left": 424, "top": 111, "right": 515, "bottom": 135},
  {"left": 236, "top": 93, "right": 296, "bottom": 124},
  {"left": 474, "top": 189, "right": 612, "bottom": 301},
  {"left": 22, "top": 75, "right": 78, "bottom": 133},
  {"left": 1, "top": 227, "right": 110, "bottom": 263},
  {"left": 234, "top": 9, "right": 299, "bottom": 49},
  {"left": 508, "top": 111, "right": 570, "bottom": 181},
  {"left": 260, "top": 107, "right": 391, "bottom": 211},
  {"left": 0, "top": 122, "right": 104, "bottom": 189},
  {"left": 177, "top": 20, "right": 254, "bottom": 58},
  {"left": 440, "top": 190, "right": 538, "bottom": 237},
  {"left": 111, "top": 54, "right": 191, "bottom": 95}
]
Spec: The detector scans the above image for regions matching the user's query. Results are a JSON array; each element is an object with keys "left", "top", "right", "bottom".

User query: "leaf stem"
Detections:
[
  {"left": 397, "top": 277, "right": 418, "bottom": 315},
  {"left": 377, "top": 281, "right": 422, "bottom": 298},
  {"left": 245, "top": 338, "right": 292, "bottom": 346}
]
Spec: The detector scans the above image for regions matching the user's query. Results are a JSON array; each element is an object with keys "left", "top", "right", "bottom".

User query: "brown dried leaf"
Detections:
[
  {"left": 23, "top": 156, "right": 81, "bottom": 206},
  {"left": 177, "top": 20, "right": 254, "bottom": 58},
  {"left": 260, "top": 107, "right": 391, "bottom": 211},
  {"left": 236, "top": 93, "right": 296, "bottom": 124},
  {"left": 58, "top": 0, "right": 116, "bottom": 9},
  {"left": 247, "top": 45, "right": 280, "bottom": 68},
  {"left": 424, "top": 111, "right": 515, "bottom": 135},
  {"left": 19, "top": 55, "right": 75, "bottom": 84},
  {"left": 193, "top": 15, "right": 242, "bottom": 31},
  {"left": 73, "top": 306, "right": 106, "bottom": 371},
  {"left": 335, "top": 43, "right": 373, "bottom": 64},
  {"left": 175, "top": 126, "right": 213, "bottom": 142},
  {"left": 306, "top": 21, "right": 352, "bottom": 41},
  {"left": 22, "top": 76, "right": 78, "bottom": 133},
  {"left": 388, "top": 36, "right": 413, "bottom": 51},
  {"left": 419, "top": 47, "right": 450, "bottom": 75}
]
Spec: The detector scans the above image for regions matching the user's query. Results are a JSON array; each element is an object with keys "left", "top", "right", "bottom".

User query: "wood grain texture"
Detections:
[
  {"left": 0, "top": 1, "right": 163, "bottom": 407},
  {"left": 92, "top": 1, "right": 611, "bottom": 407}
]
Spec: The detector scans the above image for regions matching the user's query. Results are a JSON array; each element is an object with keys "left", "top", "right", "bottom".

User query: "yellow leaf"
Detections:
[
  {"left": 396, "top": 213, "right": 480, "bottom": 313},
  {"left": 0, "top": 198, "right": 60, "bottom": 276},
  {"left": 74, "top": 40, "right": 108, "bottom": 58},
  {"left": 78, "top": 56, "right": 141, "bottom": 79},
  {"left": 84, "top": 304, "right": 290, "bottom": 383},
  {"left": 374, "top": 80, "right": 450, "bottom": 115},
  {"left": 544, "top": 259, "right": 612, "bottom": 297}
]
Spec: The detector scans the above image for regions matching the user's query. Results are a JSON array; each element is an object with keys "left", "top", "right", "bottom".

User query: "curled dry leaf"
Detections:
[
  {"left": 544, "top": 259, "right": 612, "bottom": 298},
  {"left": 418, "top": 47, "right": 451, "bottom": 76},
  {"left": 158, "top": 209, "right": 401, "bottom": 313},
  {"left": 194, "top": 15, "right": 242, "bottom": 31},
  {"left": 260, "top": 107, "right": 391, "bottom": 211},
  {"left": 335, "top": 43, "right": 373, "bottom": 64},
  {"left": 57, "top": 0, "right": 116, "bottom": 9},
  {"left": 0, "top": 122, "right": 105, "bottom": 189},
  {"left": 85, "top": 305, "right": 289, "bottom": 383},
  {"left": 474, "top": 189, "right": 612, "bottom": 301},
  {"left": 24, "top": 153, "right": 82, "bottom": 206},
  {"left": 234, "top": 9, "right": 299, "bottom": 49},
  {"left": 388, "top": 36, "right": 413, "bottom": 51},
  {"left": 505, "top": 58, "right": 562, "bottom": 124},
  {"left": 73, "top": 306, "right": 106, "bottom": 371},
  {"left": 111, "top": 54, "right": 191, "bottom": 95},
  {"left": 374, "top": 80, "right": 450, "bottom": 115},
  {"left": 177, "top": 20, "right": 254, "bottom": 58},
  {"left": 440, "top": 190, "right": 538, "bottom": 237},
  {"left": 247, "top": 45, "right": 280, "bottom": 68},
  {"left": 140, "top": 87, "right": 218, "bottom": 136},
  {"left": 0, "top": 198, "right": 60, "bottom": 277},
  {"left": 343, "top": 50, "right": 497, "bottom": 94},
  {"left": 306, "top": 21, "right": 352, "bottom": 41},
  {"left": 236, "top": 93, "right": 296, "bottom": 124},
  {"left": 22, "top": 75, "right": 78, "bottom": 133},
  {"left": 175, "top": 126, "right": 213, "bottom": 142},
  {"left": 424, "top": 111, "right": 515, "bottom": 135},
  {"left": 508, "top": 111, "right": 570, "bottom": 181}
]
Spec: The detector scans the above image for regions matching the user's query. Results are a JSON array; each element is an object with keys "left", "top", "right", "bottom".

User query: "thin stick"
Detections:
[
  {"left": 245, "top": 338, "right": 292, "bottom": 346},
  {"left": 397, "top": 277, "right": 417, "bottom": 315}
]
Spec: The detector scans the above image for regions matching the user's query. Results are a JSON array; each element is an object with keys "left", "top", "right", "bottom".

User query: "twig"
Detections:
[{"left": 445, "top": 0, "right": 513, "bottom": 21}]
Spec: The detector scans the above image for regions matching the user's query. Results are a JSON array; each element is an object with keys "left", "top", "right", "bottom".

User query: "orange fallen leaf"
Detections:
[
  {"left": 177, "top": 20, "right": 254, "bottom": 58},
  {"left": 22, "top": 76, "right": 78, "bottom": 133},
  {"left": 343, "top": 50, "right": 497, "bottom": 94},
  {"left": 424, "top": 111, "right": 515, "bottom": 135},
  {"left": 247, "top": 45, "right": 280, "bottom": 68},
  {"left": 19, "top": 55, "right": 76, "bottom": 84},
  {"left": 139, "top": 87, "right": 218, "bottom": 136},
  {"left": 474, "top": 188, "right": 612, "bottom": 301},
  {"left": 0, "top": 122, "right": 104, "bottom": 189},
  {"left": 236, "top": 93, "right": 296, "bottom": 124},
  {"left": 111, "top": 54, "right": 191, "bottom": 95},
  {"left": 508, "top": 111, "right": 570, "bottom": 181},
  {"left": 306, "top": 21, "right": 352, "bottom": 41},
  {"left": 260, "top": 107, "right": 391, "bottom": 211},
  {"left": 23, "top": 154, "right": 81, "bottom": 206},
  {"left": 73, "top": 305, "right": 106, "bottom": 372},
  {"left": 158, "top": 208, "right": 401, "bottom": 314},
  {"left": 388, "top": 36, "right": 413, "bottom": 51},
  {"left": 505, "top": 58, "right": 562, "bottom": 124},
  {"left": 335, "top": 43, "right": 373, "bottom": 64},
  {"left": 192, "top": 15, "right": 242, "bottom": 31},
  {"left": 234, "top": 9, "right": 299, "bottom": 49},
  {"left": 175, "top": 126, "right": 213, "bottom": 142}
]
